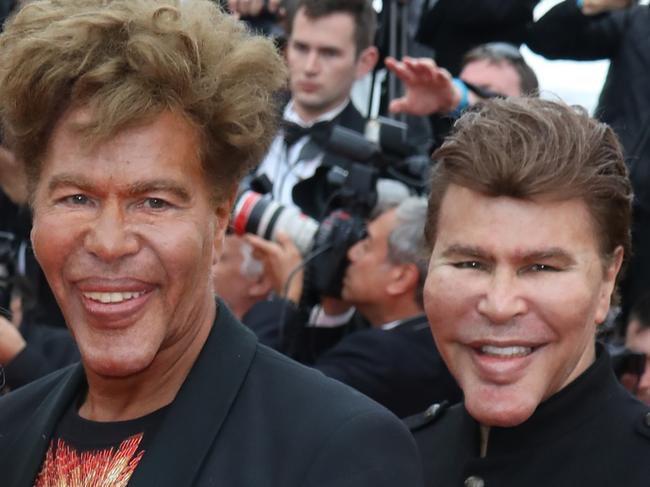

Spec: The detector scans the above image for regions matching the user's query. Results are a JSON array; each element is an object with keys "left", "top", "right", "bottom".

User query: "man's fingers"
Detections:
[
  {"left": 243, "top": 233, "right": 280, "bottom": 256},
  {"left": 386, "top": 58, "right": 417, "bottom": 85},
  {"left": 275, "top": 232, "right": 300, "bottom": 254},
  {"left": 389, "top": 97, "right": 410, "bottom": 114}
]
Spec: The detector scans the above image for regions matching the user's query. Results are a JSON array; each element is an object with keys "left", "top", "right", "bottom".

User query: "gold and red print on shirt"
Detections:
[{"left": 34, "top": 433, "right": 145, "bottom": 487}]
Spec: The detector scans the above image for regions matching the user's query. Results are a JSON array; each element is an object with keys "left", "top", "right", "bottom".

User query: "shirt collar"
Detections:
[{"left": 284, "top": 98, "right": 350, "bottom": 127}]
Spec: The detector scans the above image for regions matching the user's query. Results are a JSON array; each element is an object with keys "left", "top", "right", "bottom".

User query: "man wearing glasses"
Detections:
[{"left": 385, "top": 42, "right": 538, "bottom": 119}]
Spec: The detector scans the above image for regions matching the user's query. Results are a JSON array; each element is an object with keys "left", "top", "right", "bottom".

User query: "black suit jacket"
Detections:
[
  {"left": 0, "top": 302, "right": 423, "bottom": 486},
  {"left": 312, "top": 315, "right": 462, "bottom": 418}
]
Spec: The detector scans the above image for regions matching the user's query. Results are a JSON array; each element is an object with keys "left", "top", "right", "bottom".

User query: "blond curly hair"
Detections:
[{"left": 0, "top": 0, "right": 287, "bottom": 201}]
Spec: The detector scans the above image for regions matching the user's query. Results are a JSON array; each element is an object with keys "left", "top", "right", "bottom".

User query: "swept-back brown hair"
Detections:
[
  {"left": 426, "top": 97, "right": 633, "bottom": 270},
  {"left": 0, "top": 0, "right": 287, "bottom": 202}
]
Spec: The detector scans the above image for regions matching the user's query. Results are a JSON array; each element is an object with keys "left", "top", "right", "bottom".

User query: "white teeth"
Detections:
[
  {"left": 84, "top": 291, "right": 144, "bottom": 304},
  {"left": 481, "top": 345, "right": 532, "bottom": 357}
]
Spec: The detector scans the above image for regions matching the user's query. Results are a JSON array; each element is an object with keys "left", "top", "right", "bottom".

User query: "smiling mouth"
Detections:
[
  {"left": 83, "top": 291, "right": 146, "bottom": 304},
  {"left": 479, "top": 345, "right": 535, "bottom": 358}
]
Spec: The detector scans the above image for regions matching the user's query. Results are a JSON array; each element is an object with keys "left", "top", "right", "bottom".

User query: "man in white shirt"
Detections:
[{"left": 254, "top": 0, "right": 378, "bottom": 218}]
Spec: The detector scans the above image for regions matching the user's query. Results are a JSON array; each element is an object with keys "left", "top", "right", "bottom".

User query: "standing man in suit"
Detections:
[
  {"left": 253, "top": 0, "right": 379, "bottom": 219},
  {"left": 0, "top": 1, "right": 422, "bottom": 486},
  {"left": 410, "top": 97, "right": 650, "bottom": 486}
]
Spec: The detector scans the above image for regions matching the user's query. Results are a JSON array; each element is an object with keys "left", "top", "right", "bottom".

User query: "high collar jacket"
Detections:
[
  {"left": 412, "top": 344, "right": 650, "bottom": 486},
  {"left": 0, "top": 301, "right": 423, "bottom": 487}
]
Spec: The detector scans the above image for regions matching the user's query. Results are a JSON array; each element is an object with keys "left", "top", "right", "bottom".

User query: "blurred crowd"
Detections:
[{"left": 0, "top": 0, "right": 649, "bottom": 431}]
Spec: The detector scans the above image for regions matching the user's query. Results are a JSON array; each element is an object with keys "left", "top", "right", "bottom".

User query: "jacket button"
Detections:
[
  {"left": 465, "top": 476, "right": 485, "bottom": 487},
  {"left": 645, "top": 412, "right": 650, "bottom": 427},
  {"left": 424, "top": 404, "right": 440, "bottom": 418}
]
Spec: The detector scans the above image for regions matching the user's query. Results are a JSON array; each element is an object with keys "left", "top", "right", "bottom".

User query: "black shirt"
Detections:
[{"left": 33, "top": 393, "right": 169, "bottom": 487}]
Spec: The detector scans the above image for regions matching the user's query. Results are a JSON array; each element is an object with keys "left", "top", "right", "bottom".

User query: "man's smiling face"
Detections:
[
  {"left": 31, "top": 108, "right": 230, "bottom": 379},
  {"left": 424, "top": 184, "right": 622, "bottom": 427}
]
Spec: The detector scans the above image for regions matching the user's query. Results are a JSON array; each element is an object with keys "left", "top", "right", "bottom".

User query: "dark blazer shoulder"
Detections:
[
  {"left": 0, "top": 363, "right": 78, "bottom": 418},
  {"left": 214, "top": 340, "right": 425, "bottom": 486}
]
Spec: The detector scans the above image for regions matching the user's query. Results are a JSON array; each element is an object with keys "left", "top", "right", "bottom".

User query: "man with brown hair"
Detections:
[
  {"left": 409, "top": 97, "right": 650, "bottom": 486},
  {"left": 253, "top": 0, "right": 379, "bottom": 219},
  {"left": 0, "top": 1, "right": 421, "bottom": 486}
]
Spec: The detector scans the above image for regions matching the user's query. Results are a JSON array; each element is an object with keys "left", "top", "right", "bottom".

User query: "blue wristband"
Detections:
[
  {"left": 450, "top": 78, "right": 469, "bottom": 118},
  {"left": 576, "top": 0, "right": 584, "bottom": 8}
]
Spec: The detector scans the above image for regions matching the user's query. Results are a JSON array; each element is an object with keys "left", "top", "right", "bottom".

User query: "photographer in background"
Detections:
[
  {"left": 621, "top": 291, "right": 650, "bottom": 404},
  {"left": 385, "top": 42, "right": 538, "bottom": 149},
  {"left": 253, "top": 0, "right": 379, "bottom": 220},
  {"left": 248, "top": 197, "right": 462, "bottom": 418}
]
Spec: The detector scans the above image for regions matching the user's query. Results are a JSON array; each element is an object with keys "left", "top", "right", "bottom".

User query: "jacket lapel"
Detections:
[
  {"left": 127, "top": 302, "right": 258, "bottom": 486},
  {"left": 5, "top": 364, "right": 85, "bottom": 487}
]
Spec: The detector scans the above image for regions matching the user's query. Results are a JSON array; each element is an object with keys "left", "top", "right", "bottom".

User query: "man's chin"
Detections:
[
  {"left": 81, "top": 350, "right": 155, "bottom": 379},
  {"left": 464, "top": 386, "right": 541, "bottom": 428}
]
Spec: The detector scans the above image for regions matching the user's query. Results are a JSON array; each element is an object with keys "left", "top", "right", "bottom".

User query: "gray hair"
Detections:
[{"left": 386, "top": 197, "right": 429, "bottom": 307}]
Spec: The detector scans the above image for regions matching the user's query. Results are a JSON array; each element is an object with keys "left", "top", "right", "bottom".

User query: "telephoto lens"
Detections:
[{"left": 231, "top": 190, "right": 320, "bottom": 255}]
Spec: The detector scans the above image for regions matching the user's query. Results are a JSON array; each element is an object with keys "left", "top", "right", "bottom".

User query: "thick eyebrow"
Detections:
[
  {"left": 520, "top": 248, "right": 577, "bottom": 266},
  {"left": 441, "top": 244, "right": 577, "bottom": 266},
  {"left": 47, "top": 174, "right": 93, "bottom": 194},
  {"left": 292, "top": 39, "right": 343, "bottom": 55},
  {"left": 125, "top": 180, "right": 192, "bottom": 203},
  {"left": 441, "top": 244, "right": 487, "bottom": 260},
  {"left": 47, "top": 173, "right": 191, "bottom": 203}
]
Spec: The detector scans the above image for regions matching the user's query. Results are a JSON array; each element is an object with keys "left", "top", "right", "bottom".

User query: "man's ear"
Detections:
[
  {"left": 213, "top": 186, "right": 238, "bottom": 262},
  {"left": 354, "top": 45, "right": 379, "bottom": 80},
  {"left": 386, "top": 263, "right": 419, "bottom": 297},
  {"left": 595, "top": 245, "right": 625, "bottom": 324}
]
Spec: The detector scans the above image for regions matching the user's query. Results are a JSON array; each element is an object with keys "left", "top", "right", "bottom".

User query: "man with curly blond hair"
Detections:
[{"left": 0, "top": 2, "right": 422, "bottom": 485}]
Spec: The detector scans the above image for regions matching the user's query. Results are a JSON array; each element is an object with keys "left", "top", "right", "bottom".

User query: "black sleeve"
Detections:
[
  {"left": 3, "top": 325, "right": 79, "bottom": 390},
  {"left": 313, "top": 331, "right": 392, "bottom": 397},
  {"left": 416, "top": 0, "right": 539, "bottom": 75},
  {"left": 420, "top": 0, "right": 538, "bottom": 27},
  {"left": 526, "top": 0, "right": 629, "bottom": 60},
  {"left": 279, "top": 307, "right": 366, "bottom": 365}
]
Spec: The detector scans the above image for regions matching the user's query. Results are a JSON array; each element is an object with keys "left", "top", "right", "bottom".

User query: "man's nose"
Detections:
[
  {"left": 477, "top": 269, "right": 527, "bottom": 324},
  {"left": 304, "top": 50, "right": 320, "bottom": 73},
  {"left": 84, "top": 202, "right": 139, "bottom": 262},
  {"left": 347, "top": 241, "right": 361, "bottom": 262}
]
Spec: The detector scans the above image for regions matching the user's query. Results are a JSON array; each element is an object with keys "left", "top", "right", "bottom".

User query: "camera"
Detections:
[
  {"left": 232, "top": 118, "right": 428, "bottom": 299},
  {"left": 232, "top": 190, "right": 367, "bottom": 298}
]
